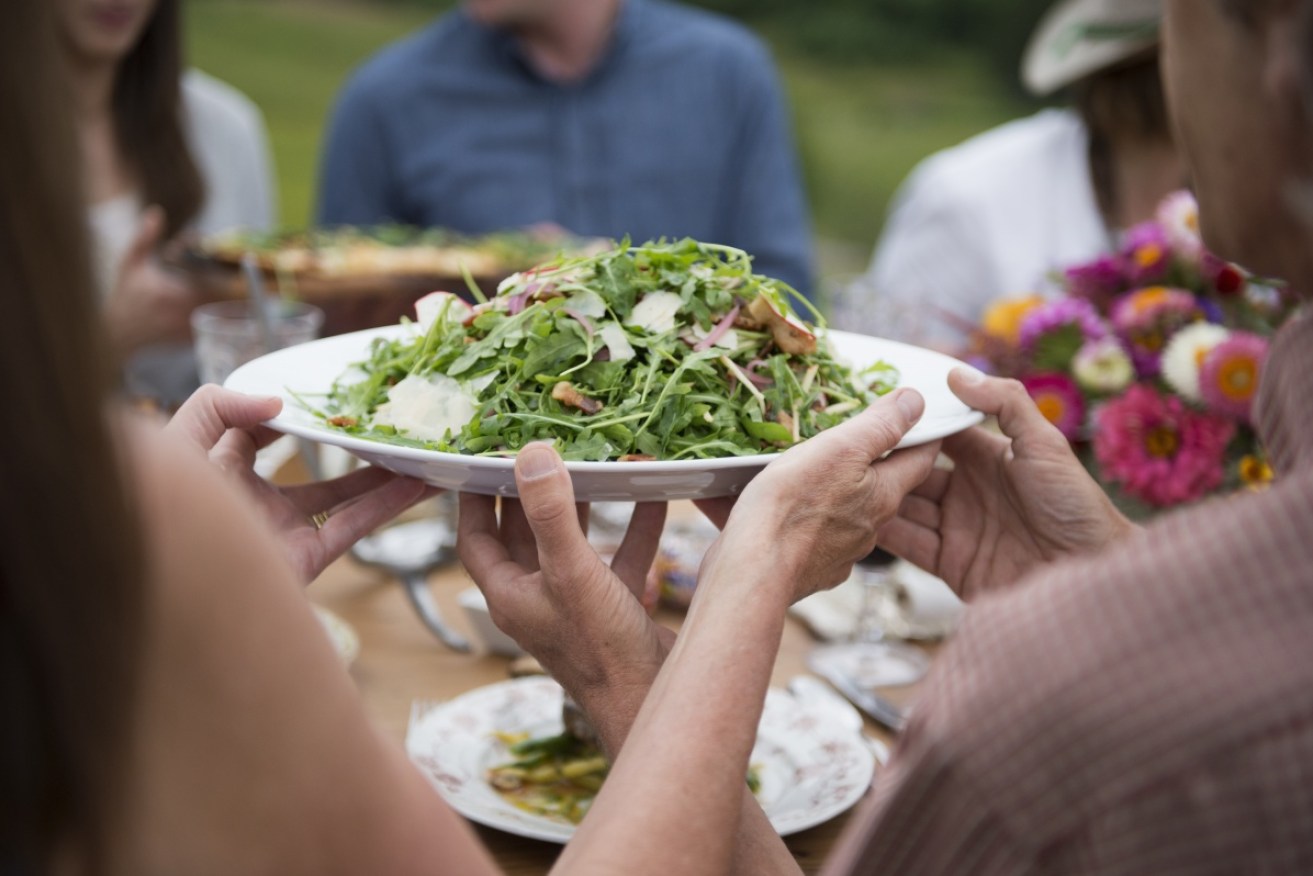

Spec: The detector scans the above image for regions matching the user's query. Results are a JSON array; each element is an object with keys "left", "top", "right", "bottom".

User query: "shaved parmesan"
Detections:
[
  {"left": 415, "top": 292, "right": 473, "bottom": 332},
  {"left": 373, "top": 374, "right": 477, "bottom": 443},
  {"left": 600, "top": 323, "right": 636, "bottom": 362},
  {"left": 567, "top": 288, "right": 608, "bottom": 319},
  {"left": 625, "top": 291, "right": 683, "bottom": 334}
]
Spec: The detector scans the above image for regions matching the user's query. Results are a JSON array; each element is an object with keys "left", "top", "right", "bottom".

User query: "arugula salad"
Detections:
[{"left": 313, "top": 239, "right": 898, "bottom": 462}]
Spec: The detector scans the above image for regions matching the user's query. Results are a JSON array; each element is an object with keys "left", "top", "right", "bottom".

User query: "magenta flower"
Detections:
[
  {"left": 1122, "top": 223, "right": 1173, "bottom": 284},
  {"left": 1199, "top": 332, "right": 1269, "bottom": 421},
  {"left": 1065, "top": 254, "right": 1128, "bottom": 306},
  {"left": 1111, "top": 287, "right": 1204, "bottom": 378},
  {"left": 1094, "top": 385, "right": 1236, "bottom": 508},
  {"left": 1018, "top": 298, "right": 1109, "bottom": 370},
  {"left": 1022, "top": 372, "right": 1086, "bottom": 441}
]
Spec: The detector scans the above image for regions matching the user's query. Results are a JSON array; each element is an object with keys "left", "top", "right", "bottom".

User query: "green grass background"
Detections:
[{"left": 185, "top": 0, "right": 1030, "bottom": 279}]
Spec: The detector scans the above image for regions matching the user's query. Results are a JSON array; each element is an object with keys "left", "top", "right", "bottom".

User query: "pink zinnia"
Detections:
[
  {"left": 1122, "top": 223, "right": 1173, "bottom": 284},
  {"left": 1023, "top": 372, "right": 1086, "bottom": 441},
  {"left": 1018, "top": 298, "right": 1109, "bottom": 359},
  {"left": 1199, "top": 332, "right": 1269, "bottom": 421},
  {"left": 1111, "top": 287, "right": 1204, "bottom": 378},
  {"left": 1094, "top": 385, "right": 1236, "bottom": 508}
]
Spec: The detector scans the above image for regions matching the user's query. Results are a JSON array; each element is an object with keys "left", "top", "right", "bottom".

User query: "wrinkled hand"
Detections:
[
  {"left": 879, "top": 369, "right": 1136, "bottom": 601},
  {"left": 703, "top": 389, "right": 940, "bottom": 606},
  {"left": 458, "top": 443, "right": 670, "bottom": 697},
  {"left": 166, "top": 385, "right": 434, "bottom": 582},
  {"left": 105, "top": 205, "right": 197, "bottom": 357}
]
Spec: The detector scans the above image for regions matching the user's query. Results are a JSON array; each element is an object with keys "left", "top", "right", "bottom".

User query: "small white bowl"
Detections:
[{"left": 457, "top": 587, "right": 525, "bottom": 657}]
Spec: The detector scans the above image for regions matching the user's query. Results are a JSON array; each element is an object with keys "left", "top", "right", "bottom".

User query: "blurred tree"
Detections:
[
  {"left": 684, "top": 0, "right": 1054, "bottom": 86},
  {"left": 367, "top": 0, "right": 1055, "bottom": 86}
]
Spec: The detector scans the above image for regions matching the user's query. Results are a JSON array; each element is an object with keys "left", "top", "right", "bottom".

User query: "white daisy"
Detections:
[{"left": 1161, "top": 322, "right": 1231, "bottom": 401}]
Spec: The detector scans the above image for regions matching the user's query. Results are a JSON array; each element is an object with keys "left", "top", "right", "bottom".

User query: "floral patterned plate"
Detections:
[{"left": 406, "top": 676, "right": 876, "bottom": 843}]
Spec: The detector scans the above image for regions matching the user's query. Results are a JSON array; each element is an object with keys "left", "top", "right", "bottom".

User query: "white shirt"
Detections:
[
  {"left": 184, "top": 69, "right": 276, "bottom": 239},
  {"left": 91, "top": 70, "right": 276, "bottom": 293},
  {"left": 859, "top": 109, "right": 1113, "bottom": 350},
  {"left": 91, "top": 69, "right": 276, "bottom": 402}
]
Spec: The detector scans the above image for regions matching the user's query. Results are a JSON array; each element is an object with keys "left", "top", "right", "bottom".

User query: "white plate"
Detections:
[
  {"left": 405, "top": 676, "right": 875, "bottom": 843},
  {"left": 225, "top": 325, "right": 983, "bottom": 501}
]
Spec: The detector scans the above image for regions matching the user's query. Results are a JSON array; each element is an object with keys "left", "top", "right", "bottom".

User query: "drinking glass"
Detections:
[
  {"left": 191, "top": 298, "right": 324, "bottom": 386},
  {"left": 809, "top": 550, "right": 930, "bottom": 689},
  {"left": 823, "top": 272, "right": 930, "bottom": 344}
]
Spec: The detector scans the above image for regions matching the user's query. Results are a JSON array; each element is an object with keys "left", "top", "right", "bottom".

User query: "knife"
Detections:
[{"left": 807, "top": 663, "right": 908, "bottom": 735}]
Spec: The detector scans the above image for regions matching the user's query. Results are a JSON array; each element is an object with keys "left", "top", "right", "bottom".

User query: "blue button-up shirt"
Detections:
[{"left": 316, "top": 0, "right": 815, "bottom": 296}]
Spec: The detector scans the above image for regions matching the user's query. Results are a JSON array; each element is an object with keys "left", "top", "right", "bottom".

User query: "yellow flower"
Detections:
[
  {"left": 982, "top": 295, "right": 1045, "bottom": 346},
  {"left": 1239, "top": 455, "right": 1274, "bottom": 491}
]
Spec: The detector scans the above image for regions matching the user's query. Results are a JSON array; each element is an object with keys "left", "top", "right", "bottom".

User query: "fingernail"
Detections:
[
  {"left": 895, "top": 389, "right": 924, "bottom": 422},
  {"left": 954, "top": 366, "right": 985, "bottom": 386},
  {"left": 517, "top": 443, "right": 558, "bottom": 481}
]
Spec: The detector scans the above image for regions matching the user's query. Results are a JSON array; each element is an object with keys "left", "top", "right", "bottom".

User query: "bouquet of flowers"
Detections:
[{"left": 967, "top": 190, "right": 1294, "bottom": 514}]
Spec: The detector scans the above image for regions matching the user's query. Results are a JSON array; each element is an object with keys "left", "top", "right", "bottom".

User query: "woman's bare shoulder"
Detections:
[{"left": 113, "top": 414, "right": 496, "bottom": 876}]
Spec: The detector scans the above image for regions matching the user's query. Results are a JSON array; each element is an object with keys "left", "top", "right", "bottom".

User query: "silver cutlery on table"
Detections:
[
  {"left": 305, "top": 444, "right": 469, "bottom": 652},
  {"left": 350, "top": 515, "right": 470, "bottom": 652},
  {"left": 802, "top": 660, "right": 909, "bottom": 735}
]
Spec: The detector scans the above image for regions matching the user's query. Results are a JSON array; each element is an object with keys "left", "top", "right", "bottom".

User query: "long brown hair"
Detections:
[
  {"left": 0, "top": 0, "right": 145, "bottom": 871},
  {"left": 115, "top": 0, "right": 205, "bottom": 239},
  {"left": 1074, "top": 54, "right": 1173, "bottom": 225}
]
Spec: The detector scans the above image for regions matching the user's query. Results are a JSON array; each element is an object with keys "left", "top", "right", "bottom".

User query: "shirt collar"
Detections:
[{"left": 472, "top": 0, "right": 640, "bottom": 87}]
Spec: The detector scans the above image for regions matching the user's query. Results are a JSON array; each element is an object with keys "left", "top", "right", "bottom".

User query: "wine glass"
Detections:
[
  {"left": 808, "top": 548, "right": 929, "bottom": 689},
  {"left": 823, "top": 272, "right": 930, "bottom": 342}
]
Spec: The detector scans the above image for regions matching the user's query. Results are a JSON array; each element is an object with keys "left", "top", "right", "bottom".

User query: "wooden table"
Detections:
[{"left": 307, "top": 514, "right": 932, "bottom": 875}]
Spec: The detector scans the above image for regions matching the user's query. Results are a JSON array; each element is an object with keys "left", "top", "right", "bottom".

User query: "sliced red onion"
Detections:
[
  {"left": 743, "top": 358, "right": 774, "bottom": 388},
  {"left": 564, "top": 308, "right": 595, "bottom": 337},
  {"left": 507, "top": 290, "right": 533, "bottom": 316},
  {"left": 694, "top": 304, "right": 742, "bottom": 352}
]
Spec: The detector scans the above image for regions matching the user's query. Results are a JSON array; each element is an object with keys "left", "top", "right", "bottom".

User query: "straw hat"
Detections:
[{"left": 1022, "top": 0, "right": 1162, "bottom": 96}]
